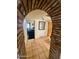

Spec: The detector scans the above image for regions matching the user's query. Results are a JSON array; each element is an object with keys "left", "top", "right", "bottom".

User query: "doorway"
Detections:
[{"left": 25, "top": 20, "right": 35, "bottom": 39}]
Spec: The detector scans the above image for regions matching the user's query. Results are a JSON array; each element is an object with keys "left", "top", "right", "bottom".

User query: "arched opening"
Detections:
[
  {"left": 23, "top": 9, "right": 53, "bottom": 58},
  {"left": 17, "top": 0, "right": 61, "bottom": 59}
]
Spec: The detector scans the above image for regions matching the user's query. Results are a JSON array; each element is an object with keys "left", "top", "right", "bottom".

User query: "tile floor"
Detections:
[{"left": 25, "top": 37, "right": 51, "bottom": 59}]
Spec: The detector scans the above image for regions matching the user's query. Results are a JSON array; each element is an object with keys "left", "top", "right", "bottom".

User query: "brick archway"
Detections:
[{"left": 17, "top": 0, "right": 61, "bottom": 59}]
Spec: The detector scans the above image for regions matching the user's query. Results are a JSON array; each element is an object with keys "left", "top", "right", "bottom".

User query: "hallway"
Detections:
[
  {"left": 25, "top": 37, "right": 50, "bottom": 59},
  {"left": 17, "top": 0, "right": 61, "bottom": 59},
  {"left": 22, "top": 9, "right": 52, "bottom": 59}
]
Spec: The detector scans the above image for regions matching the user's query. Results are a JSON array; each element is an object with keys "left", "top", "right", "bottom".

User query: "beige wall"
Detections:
[
  {"left": 35, "top": 19, "right": 48, "bottom": 39},
  {"left": 23, "top": 20, "right": 28, "bottom": 43},
  {"left": 23, "top": 19, "right": 48, "bottom": 40},
  {"left": 47, "top": 21, "right": 52, "bottom": 36}
]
